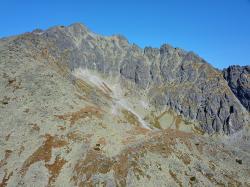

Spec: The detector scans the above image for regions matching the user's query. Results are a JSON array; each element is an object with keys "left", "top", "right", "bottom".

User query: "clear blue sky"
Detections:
[{"left": 0, "top": 0, "right": 249, "bottom": 69}]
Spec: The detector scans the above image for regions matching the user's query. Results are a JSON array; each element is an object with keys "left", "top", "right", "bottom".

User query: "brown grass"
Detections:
[
  {"left": 74, "top": 79, "right": 93, "bottom": 95},
  {"left": 146, "top": 112, "right": 162, "bottom": 129},
  {"left": 126, "top": 126, "right": 150, "bottom": 136},
  {"left": 149, "top": 110, "right": 169, "bottom": 129},
  {"left": 122, "top": 136, "right": 136, "bottom": 145},
  {"left": 121, "top": 109, "right": 150, "bottom": 143},
  {"left": 55, "top": 106, "right": 103, "bottom": 125},
  {"left": 0, "top": 151, "right": 13, "bottom": 187},
  {"left": 20, "top": 134, "right": 68, "bottom": 177},
  {"left": 66, "top": 132, "right": 92, "bottom": 143},
  {"left": 101, "top": 82, "right": 113, "bottom": 94},
  {"left": 169, "top": 170, "right": 183, "bottom": 187},
  {"left": 71, "top": 150, "right": 114, "bottom": 186},
  {"left": 192, "top": 126, "right": 205, "bottom": 135},
  {"left": 70, "top": 129, "right": 193, "bottom": 186},
  {"left": 122, "top": 110, "right": 141, "bottom": 127},
  {"left": 175, "top": 152, "right": 191, "bottom": 165},
  {"left": 80, "top": 150, "right": 128, "bottom": 186},
  {"left": 74, "top": 79, "right": 112, "bottom": 101},
  {"left": 0, "top": 170, "right": 13, "bottom": 187},
  {"left": 45, "top": 156, "right": 67, "bottom": 186},
  {"left": 113, "top": 153, "right": 129, "bottom": 186},
  {"left": 0, "top": 150, "right": 12, "bottom": 168}
]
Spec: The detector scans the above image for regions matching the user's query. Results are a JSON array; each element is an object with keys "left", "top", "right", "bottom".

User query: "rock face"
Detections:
[
  {"left": 223, "top": 65, "right": 250, "bottom": 111},
  {"left": 14, "top": 23, "right": 246, "bottom": 135},
  {"left": 1, "top": 23, "right": 250, "bottom": 187},
  {"left": 2, "top": 23, "right": 248, "bottom": 135}
]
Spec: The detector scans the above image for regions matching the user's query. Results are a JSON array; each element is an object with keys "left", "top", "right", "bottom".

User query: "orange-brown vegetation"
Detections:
[
  {"left": 0, "top": 170, "right": 13, "bottom": 187},
  {"left": 122, "top": 110, "right": 141, "bottom": 127},
  {"left": 126, "top": 126, "right": 150, "bottom": 136},
  {"left": 101, "top": 82, "right": 113, "bottom": 94},
  {"left": 169, "top": 170, "right": 183, "bottom": 187},
  {"left": 0, "top": 150, "right": 12, "bottom": 168},
  {"left": 55, "top": 106, "right": 103, "bottom": 125},
  {"left": 71, "top": 129, "right": 193, "bottom": 186},
  {"left": 45, "top": 156, "right": 67, "bottom": 186},
  {"left": 66, "top": 131, "right": 92, "bottom": 143},
  {"left": 20, "top": 134, "right": 68, "bottom": 177},
  {"left": 74, "top": 79, "right": 112, "bottom": 101}
]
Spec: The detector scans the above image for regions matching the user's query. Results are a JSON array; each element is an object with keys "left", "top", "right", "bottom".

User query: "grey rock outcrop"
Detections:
[
  {"left": 2, "top": 23, "right": 249, "bottom": 135},
  {"left": 223, "top": 65, "right": 250, "bottom": 111}
]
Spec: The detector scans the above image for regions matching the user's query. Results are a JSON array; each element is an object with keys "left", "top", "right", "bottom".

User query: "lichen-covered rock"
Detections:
[
  {"left": 1, "top": 23, "right": 250, "bottom": 187},
  {"left": 223, "top": 65, "right": 250, "bottom": 111},
  {"left": 2, "top": 23, "right": 249, "bottom": 135}
]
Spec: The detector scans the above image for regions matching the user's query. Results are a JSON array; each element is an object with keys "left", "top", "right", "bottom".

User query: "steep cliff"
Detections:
[
  {"left": 0, "top": 23, "right": 249, "bottom": 186},
  {"left": 8, "top": 23, "right": 248, "bottom": 134},
  {"left": 223, "top": 65, "right": 250, "bottom": 111}
]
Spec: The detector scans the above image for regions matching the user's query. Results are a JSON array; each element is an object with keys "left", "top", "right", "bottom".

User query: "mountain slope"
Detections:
[
  {"left": 0, "top": 23, "right": 249, "bottom": 186},
  {"left": 223, "top": 65, "right": 250, "bottom": 111},
  {"left": 9, "top": 23, "right": 248, "bottom": 134}
]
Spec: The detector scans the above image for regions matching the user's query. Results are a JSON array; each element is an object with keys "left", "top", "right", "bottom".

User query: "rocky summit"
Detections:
[{"left": 0, "top": 23, "right": 249, "bottom": 186}]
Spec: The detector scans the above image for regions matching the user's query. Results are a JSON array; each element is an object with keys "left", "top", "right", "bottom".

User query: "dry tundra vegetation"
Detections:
[{"left": 0, "top": 23, "right": 249, "bottom": 186}]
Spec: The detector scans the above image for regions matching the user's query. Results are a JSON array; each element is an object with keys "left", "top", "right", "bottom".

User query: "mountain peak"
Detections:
[
  {"left": 0, "top": 22, "right": 249, "bottom": 187},
  {"left": 68, "top": 22, "right": 90, "bottom": 32}
]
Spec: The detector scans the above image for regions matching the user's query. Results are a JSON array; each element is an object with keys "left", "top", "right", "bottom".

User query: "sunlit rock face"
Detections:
[
  {"left": 0, "top": 23, "right": 249, "bottom": 186},
  {"left": 43, "top": 23, "right": 249, "bottom": 134},
  {"left": 223, "top": 65, "right": 250, "bottom": 111}
]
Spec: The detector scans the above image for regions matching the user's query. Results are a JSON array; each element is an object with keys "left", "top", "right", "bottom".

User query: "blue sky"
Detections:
[{"left": 0, "top": 0, "right": 249, "bottom": 69}]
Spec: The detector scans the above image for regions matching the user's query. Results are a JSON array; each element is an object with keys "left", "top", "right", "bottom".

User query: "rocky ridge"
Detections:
[
  {"left": 12, "top": 23, "right": 249, "bottom": 134},
  {"left": 0, "top": 23, "right": 249, "bottom": 186}
]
